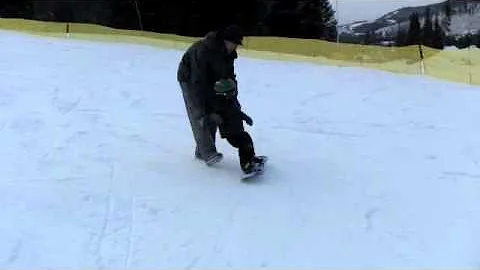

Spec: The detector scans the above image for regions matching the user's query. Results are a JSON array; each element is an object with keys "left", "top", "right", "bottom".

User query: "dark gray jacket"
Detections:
[
  {"left": 177, "top": 31, "right": 239, "bottom": 116},
  {"left": 177, "top": 31, "right": 248, "bottom": 138}
]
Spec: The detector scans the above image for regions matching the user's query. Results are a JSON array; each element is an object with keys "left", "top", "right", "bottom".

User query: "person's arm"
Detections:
[
  {"left": 190, "top": 50, "right": 210, "bottom": 118},
  {"left": 228, "top": 52, "right": 253, "bottom": 126}
]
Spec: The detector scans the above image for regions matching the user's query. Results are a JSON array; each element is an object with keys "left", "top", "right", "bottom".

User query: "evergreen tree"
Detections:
[
  {"left": 296, "top": 0, "right": 337, "bottom": 40},
  {"left": 264, "top": 0, "right": 336, "bottom": 40},
  {"left": 138, "top": 0, "right": 176, "bottom": 33},
  {"left": 27, "top": 0, "right": 113, "bottom": 25},
  {"left": 230, "top": 0, "right": 265, "bottom": 35},
  {"left": 0, "top": 0, "right": 32, "bottom": 18},
  {"left": 471, "top": 30, "right": 480, "bottom": 49},
  {"left": 432, "top": 15, "right": 445, "bottom": 49},
  {"left": 0, "top": 0, "right": 336, "bottom": 40},
  {"left": 395, "top": 29, "right": 408, "bottom": 46},
  {"left": 174, "top": 0, "right": 230, "bottom": 36},
  {"left": 442, "top": 0, "right": 452, "bottom": 33},
  {"left": 263, "top": 0, "right": 300, "bottom": 37},
  {"left": 253, "top": 0, "right": 270, "bottom": 35},
  {"left": 296, "top": 0, "right": 323, "bottom": 39},
  {"left": 318, "top": 0, "right": 337, "bottom": 41},
  {"left": 456, "top": 34, "right": 472, "bottom": 49},
  {"left": 406, "top": 12, "right": 421, "bottom": 45},
  {"left": 421, "top": 7, "right": 434, "bottom": 47},
  {"left": 362, "top": 30, "right": 376, "bottom": 45},
  {"left": 108, "top": 0, "right": 139, "bottom": 30}
]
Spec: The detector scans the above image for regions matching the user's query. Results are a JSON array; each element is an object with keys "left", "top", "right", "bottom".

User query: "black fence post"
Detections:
[
  {"left": 66, "top": 22, "right": 71, "bottom": 38},
  {"left": 418, "top": 44, "right": 425, "bottom": 75}
]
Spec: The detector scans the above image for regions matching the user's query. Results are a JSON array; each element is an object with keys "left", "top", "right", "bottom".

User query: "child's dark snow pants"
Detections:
[{"left": 224, "top": 131, "right": 256, "bottom": 169}]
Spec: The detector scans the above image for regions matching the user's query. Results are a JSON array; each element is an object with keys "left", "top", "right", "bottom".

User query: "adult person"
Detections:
[{"left": 177, "top": 25, "right": 244, "bottom": 166}]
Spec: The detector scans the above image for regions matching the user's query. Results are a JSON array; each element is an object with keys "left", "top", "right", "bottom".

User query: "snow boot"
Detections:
[
  {"left": 204, "top": 152, "right": 223, "bottom": 166},
  {"left": 242, "top": 161, "right": 257, "bottom": 175},
  {"left": 194, "top": 149, "right": 202, "bottom": 160},
  {"left": 241, "top": 155, "right": 267, "bottom": 174},
  {"left": 252, "top": 155, "right": 267, "bottom": 166},
  {"left": 195, "top": 148, "right": 223, "bottom": 166}
]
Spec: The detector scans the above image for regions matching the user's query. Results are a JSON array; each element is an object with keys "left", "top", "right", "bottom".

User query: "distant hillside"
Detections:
[{"left": 338, "top": 0, "right": 480, "bottom": 46}]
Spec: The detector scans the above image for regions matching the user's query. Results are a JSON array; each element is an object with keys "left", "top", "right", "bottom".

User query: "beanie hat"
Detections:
[{"left": 222, "top": 25, "right": 244, "bottom": 45}]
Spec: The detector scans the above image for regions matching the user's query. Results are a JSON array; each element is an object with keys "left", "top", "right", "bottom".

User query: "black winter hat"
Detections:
[{"left": 222, "top": 25, "right": 244, "bottom": 45}]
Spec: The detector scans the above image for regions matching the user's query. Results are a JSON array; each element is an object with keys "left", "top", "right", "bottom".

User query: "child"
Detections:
[{"left": 206, "top": 78, "right": 266, "bottom": 174}]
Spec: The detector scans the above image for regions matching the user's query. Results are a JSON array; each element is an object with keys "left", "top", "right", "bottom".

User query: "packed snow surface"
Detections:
[{"left": 1, "top": 30, "right": 479, "bottom": 268}]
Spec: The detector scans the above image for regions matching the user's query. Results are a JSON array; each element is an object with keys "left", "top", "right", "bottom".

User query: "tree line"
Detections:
[
  {"left": 0, "top": 0, "right": 338, "bottom": 41},
  {"left": 397, "top": 1, "right": 480, "bottom": 49},
  {"left": 345, "top": 1, "right": 479, "bottom": 49},
  {"left": 396, "top": 7, "right": 447, "bottom": 49}
]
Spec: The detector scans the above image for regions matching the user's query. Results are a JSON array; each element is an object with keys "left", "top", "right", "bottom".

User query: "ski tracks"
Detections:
[
  {"left": 124, "top": 195, "right": 136, "bottom": 268},
  {"left": 94, "top": 162, "right": 115, "bottom": 266},
  {"left": 92, "top": 159, "right": 139, "bottom": 268}
]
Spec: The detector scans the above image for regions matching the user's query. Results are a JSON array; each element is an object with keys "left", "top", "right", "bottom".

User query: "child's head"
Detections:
[{"left": 214, "top": 78, "right": 237, "bottom": 98}]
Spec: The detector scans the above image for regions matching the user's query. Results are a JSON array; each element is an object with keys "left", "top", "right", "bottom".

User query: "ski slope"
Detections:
[{"left": 0, "top": 30, "right": 479, "bottom": 268}]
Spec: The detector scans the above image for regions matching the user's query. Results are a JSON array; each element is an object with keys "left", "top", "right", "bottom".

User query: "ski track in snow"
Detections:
[{"left": 0, "top": 30, "right": 480, "bottom": 268}]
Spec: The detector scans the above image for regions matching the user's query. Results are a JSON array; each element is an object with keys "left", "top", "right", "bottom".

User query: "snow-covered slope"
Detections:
[
  {"left": 1, "top": 30, "right": 480, "bottom": 268},
  {"left": 340, "top": 0, "right": 480, "bottom": 39},
  {"left": 449, "top": 10, "right": 480, "bottom": 35}
]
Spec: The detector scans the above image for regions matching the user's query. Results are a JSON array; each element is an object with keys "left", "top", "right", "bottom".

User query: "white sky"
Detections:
[{"left": 331, "top": 0, "right": 445, "bottom": 24}]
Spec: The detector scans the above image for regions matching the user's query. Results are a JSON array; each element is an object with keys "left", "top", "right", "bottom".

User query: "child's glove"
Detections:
[{"left": 241, "top": 112, "right": 253, "bottom": 126}]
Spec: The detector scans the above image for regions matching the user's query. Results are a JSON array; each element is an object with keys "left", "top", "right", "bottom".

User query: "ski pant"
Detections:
[
  {"left": 179, "top": 82, "right": 218, "bottom": 160},
  {"left": 224, "top": 131, "right": 256, "bottom": 168}
]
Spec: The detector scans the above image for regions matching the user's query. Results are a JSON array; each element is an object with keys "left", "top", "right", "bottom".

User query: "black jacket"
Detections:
[{"left": 177, "top": 31, "right": 240, "bottom": 116}]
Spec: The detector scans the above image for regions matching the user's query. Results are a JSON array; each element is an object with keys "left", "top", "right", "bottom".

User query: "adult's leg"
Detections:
[
  {"left": 195, "top": 122, "right": 218, "bottom": 158},
  {"left": 179, "top": 83, "right": 218, "bottom": 160}
]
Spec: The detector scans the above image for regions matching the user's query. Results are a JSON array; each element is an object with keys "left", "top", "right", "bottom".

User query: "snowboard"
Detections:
[{"left": 241, "top": 156, "right": 268, "bottom": 182}]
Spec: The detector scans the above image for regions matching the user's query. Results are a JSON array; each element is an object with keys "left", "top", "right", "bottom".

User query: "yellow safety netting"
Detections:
[{"left": 1, "top": 18, "right": 478, "bottom": 86}]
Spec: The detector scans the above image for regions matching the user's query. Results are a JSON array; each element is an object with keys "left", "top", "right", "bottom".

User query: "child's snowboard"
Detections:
[{"left": 241, "top": 156, "right": 268, "bottom": 182}]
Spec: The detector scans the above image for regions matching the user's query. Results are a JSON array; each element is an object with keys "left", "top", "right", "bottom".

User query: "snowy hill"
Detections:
[
  {"left": 1, "top": 30, "right": 480, "bottom": 268},
  {"left": 339, "top": 0, "right": 480, "bottom": 41}
]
